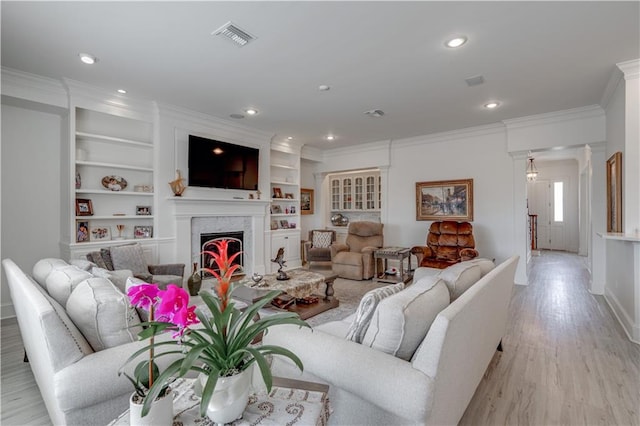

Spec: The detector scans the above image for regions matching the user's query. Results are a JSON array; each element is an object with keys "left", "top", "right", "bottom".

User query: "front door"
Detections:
[{"left": 529, "top": 179, "right": 566, "bottom": 251}]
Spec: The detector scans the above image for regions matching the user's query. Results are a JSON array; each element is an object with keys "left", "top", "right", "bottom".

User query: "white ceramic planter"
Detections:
[
  {"left": 202, "top": 365, "right": 253, "bottom": 425},
  {"left": 129, "top": 388, "right": 173, "bottom": 426}
]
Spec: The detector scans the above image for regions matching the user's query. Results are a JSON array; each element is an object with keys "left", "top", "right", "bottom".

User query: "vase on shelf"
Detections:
[{"left": 187, "top": 263, "right": 202, "bottom": 297}]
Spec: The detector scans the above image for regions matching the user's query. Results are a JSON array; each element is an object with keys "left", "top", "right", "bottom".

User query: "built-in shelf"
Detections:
[
  {"left": 76, "top": 215, "right": 154, "bottom": 220},
  {"left": 76, "top": 131, "right": 153, "bottom": 148},
  {"left": 76, "top": 189, "right": 154, "bottom": 196},
  {"left": 271, "top": 163, "right": 297, "bottom": 170},
  {"left": 270, "top": 179, "right": 297, "bottom": 186},
  {"left": 76, "top": 160, "right": 154, "bottom": 172}
]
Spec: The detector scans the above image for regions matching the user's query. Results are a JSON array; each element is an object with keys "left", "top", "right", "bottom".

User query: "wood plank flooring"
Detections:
[{"left": 1, "top": 251, "right": 638, "bottom": 425}]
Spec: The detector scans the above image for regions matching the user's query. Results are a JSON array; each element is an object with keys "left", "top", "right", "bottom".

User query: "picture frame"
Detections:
[
  {"left": 134, "top": 225, "right": 153, "bottom": 239},
  {"left": 136, "top": 205, "right": 152, "bottom": 216},
  {"left": 270, "top": 219, "right": 279, "bottom": 230},
  {"left": 89, "top": 226, "right": 111, "bottom": 242},
  {"left": 300, "top": 188, "right": 314, "bottom": 215},
  {"left": 76, "top": 221, "right": 89, "bottom": 243},
  {"left": 416, "top": 179, "right": 474, "bottom": 221},
  {"left": 285, "top": 193, "right": 294, "bottom": 199},
  {"left": 606, "top": 152, "right": 622, "bottom": 232},
  {"left": 271, "top": 205, "right": 283, "bottom": 214},
  {"left": 75, "top": 198, "right": 94, "bottom": 216},
  {"left": 272, "top": 187, "right": 283, "bottom": 199},
  {"left": 279, "top": 219, "right": 289, "bottom": 229}
]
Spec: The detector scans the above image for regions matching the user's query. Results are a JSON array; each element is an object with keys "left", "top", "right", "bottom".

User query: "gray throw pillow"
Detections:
[
  {"left": 110, "top": 244, "right": 149, "bottom": 277},
  {"left": 345, "top": 282, "right": 405, "bottom": 343}
]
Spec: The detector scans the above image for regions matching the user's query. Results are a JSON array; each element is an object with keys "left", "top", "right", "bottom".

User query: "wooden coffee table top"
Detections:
[{"left": 237, "top": 269, "right": 327, "bottom": 299}]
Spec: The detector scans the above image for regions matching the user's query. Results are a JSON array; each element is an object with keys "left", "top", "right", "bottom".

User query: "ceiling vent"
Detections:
[
  {"left": 364, "top": 109, "right": 385, "bottom": 118},
  {"left": 212, "top": 21, "right": 256, "bottom": 47},
  {"left": 465, "top": 75, "right": 485, "bottom": 87}
]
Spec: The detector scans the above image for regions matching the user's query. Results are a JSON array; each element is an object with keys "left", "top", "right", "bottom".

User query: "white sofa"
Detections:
[
  {"left": 264, "top": 256, "right": 519, "bottom": 425},
  {"left": 2, "top": 258, "right": 180, "bottom": 426}
]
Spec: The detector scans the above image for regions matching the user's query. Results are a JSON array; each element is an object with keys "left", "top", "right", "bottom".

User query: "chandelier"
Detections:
[{"left": 526, "top": 157, "right": 538, "bottom": 182}]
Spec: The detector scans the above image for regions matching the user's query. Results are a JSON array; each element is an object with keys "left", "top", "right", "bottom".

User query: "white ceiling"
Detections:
[{"left": 2, "top": 1, "right": 638, "bottom": 150}]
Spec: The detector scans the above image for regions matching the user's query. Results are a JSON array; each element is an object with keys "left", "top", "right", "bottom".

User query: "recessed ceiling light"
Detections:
[
  {"left": 326, "top": 135, "right": 335, "bottom": 141},
  {"left": 445, "top": 36, "right": 468, "bottom": 48},
  {"left": 79, "top": 53, "right": 97, "bottom": 65},
  {"left": 117, "top": 89, "right": 127, "bottom": 94},
  {"left": 287, "top": 136, "right": 294, "bottom": 140},
  {"left": 230, "top": 114, "right": 245, "bottom": 119},
  {"left": 318, "top": 85, "right": 331, "bottom": 91},
  {"left": 484, "top": 101, "right": 500, "bottom": 109},
  {"left": 245, "top": 108, "right": 258, "bottom": 116}
]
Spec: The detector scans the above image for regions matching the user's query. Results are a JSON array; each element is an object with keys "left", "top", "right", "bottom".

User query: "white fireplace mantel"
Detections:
[{"left": 169, "top": 197, "right": 270, "bottom": 277}]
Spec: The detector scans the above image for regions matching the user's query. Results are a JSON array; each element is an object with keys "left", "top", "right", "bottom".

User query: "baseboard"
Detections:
[
  {"left": 604, "top": 288, "right": 640, "bottom": 344},
  {"left": 1, "top": 302, "right": 16, "bottom": 320}
]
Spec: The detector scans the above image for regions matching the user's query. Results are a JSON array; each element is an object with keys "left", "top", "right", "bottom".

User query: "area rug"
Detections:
[{"left": 304, "top": 277, "right": 386, "bottom": 328}]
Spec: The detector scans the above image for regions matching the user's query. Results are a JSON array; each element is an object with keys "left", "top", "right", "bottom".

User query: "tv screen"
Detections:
[{"left": 188, "top": 135, "right": 259, "bottom": 190}]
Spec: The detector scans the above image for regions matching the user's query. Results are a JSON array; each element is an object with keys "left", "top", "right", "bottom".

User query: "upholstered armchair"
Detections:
[
  {"left": 331, "top": 221, "right": 384, "bottom": 280},
  {"left": 303, "top": 229, "right": 337, "bottom": 266},
  {"left": 411, "top": 220, "right": 479, "bottom": 269},
  {"left": 85, "top": 243, "right": 185, "bottom": 289}
]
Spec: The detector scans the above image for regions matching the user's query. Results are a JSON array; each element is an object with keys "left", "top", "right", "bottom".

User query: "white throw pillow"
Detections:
[
  {"left": 312, "top": 231, "right": 333, "bottom": 248},
  {"left": 66, "top": 277, "right": 142, "bottom": 351},
  {"left": 362, "top": 276, "right": 449, "bottom": 360},
  {"left": 345, "top": 282, "right": 405, "bottom": 343},
  {"left": 32, "top": 258, "right": 69, "bottom": 287},
  {"left": 438, "top": 260, "right": 493, "bottom": 301},
  {"left": 45, "top": 265, "right": 94, "bottom": 306},
  {"left": 91, "top": 266, "right": 133, "bottom": 293},
  {"left": 70, "top": 258, "right": 95, "bottom": 271}
]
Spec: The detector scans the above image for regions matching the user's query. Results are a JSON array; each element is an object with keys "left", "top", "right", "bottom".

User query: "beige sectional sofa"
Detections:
[
  {"left": 2, "top": 258, "right": 181, "bottom": 426},
  {"left": 264, "top": 256, "right": 519, "bottom": 425}
]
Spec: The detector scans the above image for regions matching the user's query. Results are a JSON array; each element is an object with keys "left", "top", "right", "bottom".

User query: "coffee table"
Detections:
[
  {"left": 108, "top": 376, "right": 331, "bottom": 425},
  {"left": 234, "top": 268, "right": 339, "bottom": 320}
]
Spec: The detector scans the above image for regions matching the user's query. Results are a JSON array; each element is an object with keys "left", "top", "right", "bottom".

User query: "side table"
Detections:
[
  {"left": 374, "top": 247, "right": 412, "bottom": 283},
  {"left": 108, "top": 376, "right": 331, "bottom": 426}
]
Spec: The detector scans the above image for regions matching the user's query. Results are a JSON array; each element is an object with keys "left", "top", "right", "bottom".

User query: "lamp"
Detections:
[{"left": 526, "top": 157, "right": 538, "bottom": 182}]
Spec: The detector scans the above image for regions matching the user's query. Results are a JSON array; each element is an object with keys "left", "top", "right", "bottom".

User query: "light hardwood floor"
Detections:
[{"left": 1, "top": 251, "right": 638, "bottom": 425}]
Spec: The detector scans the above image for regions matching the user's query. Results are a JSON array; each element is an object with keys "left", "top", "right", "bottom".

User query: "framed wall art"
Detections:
[
  {"left": 606, "top": 151, "right": 622, "bottom": 232},
  {"left": 75, "top": 199, "right": 94, "bottom": 216},
  {"left": 416, "top": 179, "right": 474, "bottom": 221},
  {"left": 300, "top": 188, "right": 314, "bottom": 215}
]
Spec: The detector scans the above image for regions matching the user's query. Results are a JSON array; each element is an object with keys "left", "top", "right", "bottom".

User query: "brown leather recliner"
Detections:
[
  {"left": 331, "top": 221, "right": 384, "bottom": 280},
  {"left": 411, "top": 221, "right": 479, "bottom": 269}
]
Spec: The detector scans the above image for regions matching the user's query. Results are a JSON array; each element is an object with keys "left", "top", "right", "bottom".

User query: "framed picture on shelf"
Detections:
[
  {"left": 75, "top": 199, "right": 94, "bottom": 216},
  {"left": 272, "top": 187, "right": 283, "bottom": 199},
  {"left": 285, "top": 193, "right": 294, "bottom": 199},
  {"left": 279, "top": 220, "right": 289, "bottom": 229},
  {"left": 290, "top": 206, "right": 296, "bottom": 214},
  {"left": 134, "top": 225, "right": 153, "bottom": 239},
  {"left": 270, "top": 219, "right": 279, "bottom": 230},
  {"left": 76, "top": 221, "right": 89, "bottom": 243},
  {"left": 606, "top": 152, "right": 622, "bottom": 232},
  {"left": 89, "top": 226, "right": 111, "bottom": 242},
  {"left": 136, "top": 205, "right": 152, "bottom": 216},
  {"left": 415, "top": 179, "right": 474, "bottom": 221},
  {"left": 271, "top": 205, "right": 283, "bottom": 214},
  {"left": 300, "top": 188, "right": 314, "bottom": 215}
]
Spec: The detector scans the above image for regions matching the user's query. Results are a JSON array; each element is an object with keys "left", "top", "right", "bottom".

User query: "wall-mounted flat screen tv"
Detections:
[{"left": 188, "top": 135, "right": 259, "bottom": 190}]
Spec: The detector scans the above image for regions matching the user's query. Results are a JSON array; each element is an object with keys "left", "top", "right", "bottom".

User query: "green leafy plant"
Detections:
[{"left": 122, "top": 239, "right": 309, "bottom": 417}]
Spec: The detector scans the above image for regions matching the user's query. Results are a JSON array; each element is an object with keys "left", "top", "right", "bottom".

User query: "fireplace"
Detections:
[{"left": 200, "top": 231, "right": 244, "bottom": 278}]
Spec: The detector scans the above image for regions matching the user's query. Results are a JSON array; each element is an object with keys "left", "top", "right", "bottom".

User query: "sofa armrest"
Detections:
[
  {"left": 330, "top": 243, "right": 349, "bottom": 258},
  {"left": 148, "top": 263, "right": 185, "bottom": 277},
  {"left": 264, "top": 324, "right": 433, "bottom": 422},
  {"left": 460, "top": 248, "right": 479, "bottom": 261}
]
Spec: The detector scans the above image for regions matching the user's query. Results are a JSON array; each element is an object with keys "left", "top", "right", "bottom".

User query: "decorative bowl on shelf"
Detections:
[
  {"left": 101, "top": 175, "right": 128, "bottom": 191},
  {"left": 331, "top": 213, "right": 349, "bottom": 226}
]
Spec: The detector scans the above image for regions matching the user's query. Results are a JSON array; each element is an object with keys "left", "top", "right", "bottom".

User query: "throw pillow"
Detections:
[
  {"left": 110, "top": 244, "right": 149, "bottom": 278},
  {"left": 345, "top": 282, "right": 405, "bottom": 343},
  {"left": 45, "top": 265, "right": 94, "bottom": 306},
  {"left": 66, "top": 277, "right": 142, "bottom": 351},
  {"left": 312, "top": 231, "right": 333, "bottom": 248},
  {"left": 100, "top": 248, "right": 115, "bottom": 271},
  {"left": 126, "top": 276, "right": 150, "bottom": 321},
  {"left": 362, "top": 276, "right": 449, "bottom": 360},
  {"left": 86, "top": 251, "right": 109, "bottom": 270},
  {"left": 32, "top": 258, "right": 69, "bottom": 287},
  {"left": 91, "top": 267, "right": 133, "bottom": 293},
  {"left": 69, "top": 258, "right": 95, "bottom": 272},
  {"left": 438, "top": 263, "right": 482, "bottom": 301}
]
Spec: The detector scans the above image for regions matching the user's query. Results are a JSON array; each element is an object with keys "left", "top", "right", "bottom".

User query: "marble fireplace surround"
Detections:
[{"left": 172, "top": 198, "right": 270, "bottom": 278}]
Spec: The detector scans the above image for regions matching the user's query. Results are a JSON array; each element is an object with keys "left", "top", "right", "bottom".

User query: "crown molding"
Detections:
[
  {"left": 503, "top": 105, "right": 604, "bottom": 130},
  {"left": 322, "top": 139, "right": 391, "bottom": 157},
  {"left": 301, "top": 145, "right": 323, "bottom": 162},
  {"left": 600, "top": 67, "right": 624, "bottom": 110},
  {"left": 394, "top": 122, "right": 505, "bottom": 149},
  {"left": 617, "top": 58, "right": 640, "bottom": 80},
  {"left": 1, "top": 67, "right": 67, "bottom": 108}
]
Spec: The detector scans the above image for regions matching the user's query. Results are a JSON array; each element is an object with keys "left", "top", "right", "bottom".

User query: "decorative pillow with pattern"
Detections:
[
  {"left": 312, "top": 231, "right": 333, "bottom": 248},
  {"left": 345, "top": 282, "right": 405, "bottom": 343},
  {"left": 110, "top": 244, "right": 150, "bottom": 279}
]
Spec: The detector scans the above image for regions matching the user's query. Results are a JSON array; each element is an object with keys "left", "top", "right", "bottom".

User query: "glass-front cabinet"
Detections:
[{"left": 329, "top": 170, "right": 380, "bottom": 212}]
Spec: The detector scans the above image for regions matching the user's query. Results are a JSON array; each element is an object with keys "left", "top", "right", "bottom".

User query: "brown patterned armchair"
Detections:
[{"left": 411, "top": 221, "right": 478, "bottom": 269}]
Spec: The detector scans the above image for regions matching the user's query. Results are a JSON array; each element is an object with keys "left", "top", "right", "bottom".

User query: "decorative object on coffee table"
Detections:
[
  {"left": 168, "top": 170, "right": 186, "bottom": 196},
  {"left": 271, "top": 247, "right": 289, "bottom": 280},
  {"left": 187, "top": 262, "right": 202, "bottom": 296}
]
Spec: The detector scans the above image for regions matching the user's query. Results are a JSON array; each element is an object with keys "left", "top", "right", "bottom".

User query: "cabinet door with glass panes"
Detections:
[
  {"left": 342, "top": 177, "right": 353, "bottom": 210},
  {"left": 330, "top": 178, "right": 341, "bottom": 211}
]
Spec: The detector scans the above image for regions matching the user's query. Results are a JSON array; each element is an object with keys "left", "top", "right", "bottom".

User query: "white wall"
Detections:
[{"left": 1, "top": 98, "right": 65, "bottom": 318}]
